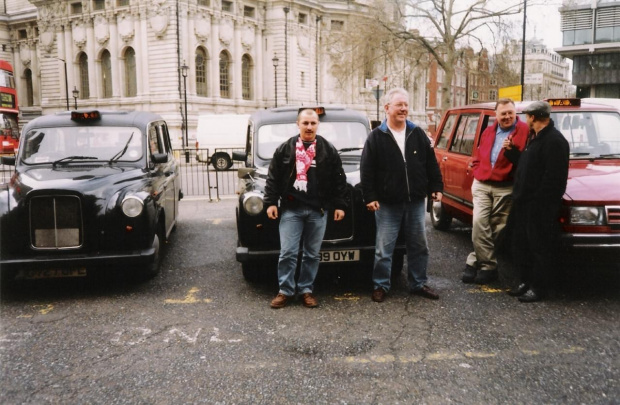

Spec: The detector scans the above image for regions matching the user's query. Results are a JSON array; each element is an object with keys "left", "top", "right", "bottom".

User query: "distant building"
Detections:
[{"left": 556, "top": 0, "right": 620, "bottom": 98}]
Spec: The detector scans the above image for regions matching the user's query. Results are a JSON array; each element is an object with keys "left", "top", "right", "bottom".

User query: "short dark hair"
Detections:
[
  {"left": 495, "top": 98, "right": 515, "bottom": 110},
  {"left": 297, "top": 108, "right": 319, "bottom": 121}
]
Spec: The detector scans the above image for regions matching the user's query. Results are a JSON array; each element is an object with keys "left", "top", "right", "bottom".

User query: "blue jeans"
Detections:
[
  {"left": 277, "top": 205, "right": 328, "bottom": 296},
  {"left": 373, "top": 199, "right": 429, "bottom": 292}
]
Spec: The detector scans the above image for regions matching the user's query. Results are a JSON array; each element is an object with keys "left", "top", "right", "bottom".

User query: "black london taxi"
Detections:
[
  {"left": 430, "top": 98, "right": 620, "bottom": 254},
  {"left": 233, "top": 106, "right": 406, "bottom": 281},
  {"left": 0, "top": 110, "right": 182, "bottom": 281}
]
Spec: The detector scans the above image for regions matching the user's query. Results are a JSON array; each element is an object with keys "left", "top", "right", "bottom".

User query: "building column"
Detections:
[
  {"left": 233, "top": 19, "right": 242, "bottom": 101},
  {"left": 210, "top": 16, "right": 220, "bottom": 99},
  {"left": 86, "top": 19, "right": 97, "bottom": 99},
  {"left": 109, "top": 18, "right": 120, "bottom": 99},
  {"left": 254, "top": 24, "right": 263, "bottom": 104},
  {"left": 138, "top": 9, "right": 149, "bottom": 97}
]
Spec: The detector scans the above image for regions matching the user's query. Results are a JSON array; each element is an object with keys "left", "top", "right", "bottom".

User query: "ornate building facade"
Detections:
[{"left": 1, "top": 0, "right": 428, "bottom": 147}]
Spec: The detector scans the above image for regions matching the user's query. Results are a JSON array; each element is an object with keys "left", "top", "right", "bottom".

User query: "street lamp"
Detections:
[
  {"left": 45, "top": 56, "right": 70, "bottom": 110},
  {"left": 373, "top": 85, "right": 384, "bottom": 122},
  {"left": 272, "top": 55, "right": 279, "bottom": 108},
  {"left": 181, "top": 62, "right": 189, "bottom": 150},
  {"left": 72, "top": 86, "right": 79, "bottom": 110}
]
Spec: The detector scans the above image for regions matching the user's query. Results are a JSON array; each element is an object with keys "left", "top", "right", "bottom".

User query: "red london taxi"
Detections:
[{"left": 430, "top": 98, "right": 620, "bottom": 254}]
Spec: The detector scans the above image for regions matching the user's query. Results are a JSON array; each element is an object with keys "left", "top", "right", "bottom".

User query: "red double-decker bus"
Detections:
[{"left": 0, "top": 60, "right": 19, "bottom": 154}]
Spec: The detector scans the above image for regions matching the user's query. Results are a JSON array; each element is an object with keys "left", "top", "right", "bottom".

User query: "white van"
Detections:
[{"left": 195, "top": 114, "right": 250, "bottom": 170}]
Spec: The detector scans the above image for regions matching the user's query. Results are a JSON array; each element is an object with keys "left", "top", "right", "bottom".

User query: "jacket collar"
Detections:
[{"left": 378, "top": 119, "right": 416, "bottom": 134}]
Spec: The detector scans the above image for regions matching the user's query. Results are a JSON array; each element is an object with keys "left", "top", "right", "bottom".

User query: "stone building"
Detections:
[{"left": 1, "top": 0, "right": 427, "bottom": 147}]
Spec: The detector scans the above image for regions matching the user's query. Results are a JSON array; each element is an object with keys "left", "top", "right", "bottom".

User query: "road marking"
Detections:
[
  {"left": 468, "top": 286, "right": 509, "bottom": 293},
  {"left": 16, "top": 304, "right": 54, "bottom": 318},
  {"left": 164, "top": 287, "right": 212, "bottom": 304},
  {"left": 334, "top": 293, "right": 360, "bottom": 301}
]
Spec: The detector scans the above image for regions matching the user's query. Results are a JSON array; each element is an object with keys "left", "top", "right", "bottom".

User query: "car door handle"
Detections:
[{"left": 442, "top": 156, "right": 448, "bottom": 161}]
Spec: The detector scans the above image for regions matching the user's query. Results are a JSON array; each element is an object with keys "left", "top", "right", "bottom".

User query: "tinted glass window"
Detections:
[
  {"left": 450, "top": 114, "right": 479, "bottom": 156},
  {"left": 435, "top": 113, "right": 456, "bottom": 149}
]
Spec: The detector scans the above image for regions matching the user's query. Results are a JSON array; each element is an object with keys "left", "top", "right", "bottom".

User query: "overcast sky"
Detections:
[{"left": 512, "top": 2, "right": 564, "bottom": 50}]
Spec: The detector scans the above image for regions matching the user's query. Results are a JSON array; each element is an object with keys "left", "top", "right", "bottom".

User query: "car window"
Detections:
[
  {"left": 434, "top": 113, "right": 456, "bottom": 150},
  {"left": 547, "top": 111, "right": 620, "bottom": 158},
  {"left": 21, "top": 126, "right": 142, "bottom": 164},
  {"left": 149, "top": 125, "right": 163, "bottom": 154},
  {"left": 256, "top": 121, "right": 368, "bottom": 164},
  {"left": 450, "top": 114, "right": 479, "bottom": 156}
]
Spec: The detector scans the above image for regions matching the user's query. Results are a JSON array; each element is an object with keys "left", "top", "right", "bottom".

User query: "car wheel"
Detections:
[
  {"left": 212, "top": 153, "right": 232, "bottom": 171},
  {"left": 242, "top": 261, "right": 264, "bottom": 282},
  {"left": 430, "top": 200, "right": 452, "bottom": 231},
  {"left": 140, "top": 231, "right": 162, "bottom": 280},
  {"left": 391, "top": 251, "right": 405, "bottom": 284}
]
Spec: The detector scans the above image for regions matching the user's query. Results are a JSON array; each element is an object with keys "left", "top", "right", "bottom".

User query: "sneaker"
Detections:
[
  {"left": 462, "top": 265, "right": 477, "bottom": 283},
  {"left": 301, "top": 293, "right": 318, "bottom": 308},
  {"left": 270, "top": 293, "right": 292, "bottom": 309},
  {"left": 474, "top": 269, "right": 498, "bottom": 285},
  {"left": 371, "top": 287, "right": 386, "bottom": 302},
  {"left": 411, "top": 285, "right": 439, "bottom": 300}
]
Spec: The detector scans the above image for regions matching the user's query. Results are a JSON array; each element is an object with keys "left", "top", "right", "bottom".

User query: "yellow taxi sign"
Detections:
[
  {"left": 71, "top": 111, "right": 101, "bottom": 121},
  {"left": 298, "top": 107, "right": 326, "bottom": 117},
  {"left": 546, "top": 98, "right": 581, "bottom": 107}
]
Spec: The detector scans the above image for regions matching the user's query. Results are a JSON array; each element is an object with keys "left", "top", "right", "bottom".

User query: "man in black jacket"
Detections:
[
  {"left": 264, "top": 108, "right": 348, "bottom": 309},
  {"left": 503, "top": 100, "right": 569, "bottom": 302},
  {"left": 361, "top": 88, "right": 444, "bottom": 303}
]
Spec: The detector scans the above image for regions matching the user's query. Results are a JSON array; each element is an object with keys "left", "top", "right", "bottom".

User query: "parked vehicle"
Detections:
[
  {"left": 232, "top": 106, "right": 405, "bottom": 281},
  {"left": 195, "top": 114, "right": 250, "bottom": 170},
  {"left": 0, "top": 110, "right": 182, "bottom": 282},
  {"left": 430, "top": 98, "right": 620, "bottom": 254},
  {"left": 0, "top": 60, "right": 19, "bottom": 155}
]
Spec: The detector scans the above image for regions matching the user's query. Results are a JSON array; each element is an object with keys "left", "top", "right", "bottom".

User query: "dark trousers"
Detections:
[{"left": 510, "top": 201, "right": 562, "bottom": 292}]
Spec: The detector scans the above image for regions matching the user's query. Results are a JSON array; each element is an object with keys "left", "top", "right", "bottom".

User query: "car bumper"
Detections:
[
  {"left": 0, "top": 246, "right": 157, "bottom": 271},
  {"left": 560, "top": 233, "right": 620, "bottom": 250},
  {"left": 236, "top": 245, "right": 404, "bottom": 263}
]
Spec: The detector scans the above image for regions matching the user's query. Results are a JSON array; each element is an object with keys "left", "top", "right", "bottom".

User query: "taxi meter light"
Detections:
[
  {"left": 545, "top": 98, "right": 581, "bottom": 107},
  {"left": 71, "top": 111, "right": 102, "bottom": 121}
]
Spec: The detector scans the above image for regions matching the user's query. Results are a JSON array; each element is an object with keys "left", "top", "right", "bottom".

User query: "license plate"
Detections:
[
  {"left": 319, "top": 250, "right": 360, "bottom": 262},
  {"left": 18, "top": 267, "right": 87, "bottom": 280}
]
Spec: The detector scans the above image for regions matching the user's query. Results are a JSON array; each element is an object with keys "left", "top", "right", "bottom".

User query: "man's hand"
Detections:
[
  {"left": 431, "top": 192, "right": 443, "bottom": 202},
  {"left": 503, "top": 136, "right": 514, "bottom": 150},
  {"left": 334, "top": 209, "right": 345, "bottom": 221},
  {"left": 366, "top": 201, "right": 380, "bottom": 212},
  {"left": 266, "top": 205, "right": 278, "bottom": 220}
]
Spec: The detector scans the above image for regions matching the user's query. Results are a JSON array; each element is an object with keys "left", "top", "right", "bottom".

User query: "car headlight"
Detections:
[
  {"left": 569, "top": 206, "right": 604, "bottom": 225},
  {"left": 122, "top": 196, "right": 144, "bottom": 217},
  {"left": 242, "top": 192, "right": 264, "bottom": 216}
]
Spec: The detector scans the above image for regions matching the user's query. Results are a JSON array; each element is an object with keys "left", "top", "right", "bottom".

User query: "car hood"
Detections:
[{"left": 565, "top": 160, "right": 620, "bottom": 204}]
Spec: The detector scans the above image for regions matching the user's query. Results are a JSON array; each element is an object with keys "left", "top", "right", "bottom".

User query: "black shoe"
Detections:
[
  {"left": 411, "top": 285, "right": 439, "bottom": 300},
  {"left": 518, "top": 289, "right": 545, "bottom": 303},
  {"left": 461, "top": 265, "right": 477, "bottom": 284},
  {"left": 507, "top": 283, "right": 529, "bottom": 297},
  {"left": 474, "top": 269, "right": 498, "bottom": 285}
]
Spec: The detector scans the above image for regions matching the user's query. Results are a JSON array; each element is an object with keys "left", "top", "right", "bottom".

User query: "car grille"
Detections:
[
  {"left": 30, "top": 196, "right": 83, "bottom": 249},
  {"left": 323, "top": 207, "right": 354, "bottom": 243},
  {"left": 607, "top": 206, "right": 620, "bottom": 230}
]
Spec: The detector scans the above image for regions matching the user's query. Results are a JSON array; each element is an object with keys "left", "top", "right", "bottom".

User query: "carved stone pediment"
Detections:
[
  {"left": 118, "top": 14, "right": 134, "bottom": 43},
  {"left": 73, "top": 20, "right": 87, "bottom": 49},
  {"left": 39, "top": 28, "right": 55, "bottom": 53},
  {"left": 219, "top": 18, "right": 233, "bottom": 46},
  {"left": 195, "top": 14, "right": 211, "bottom": 43},
  {"left": 241, "top": 24, "right": 255, "bottom": 51},
  {"left": 94, "top": 15, "right": 110, "bottom": 46},
  {"left": 20, "top": 44, "right": 31, "bottom": 67}
]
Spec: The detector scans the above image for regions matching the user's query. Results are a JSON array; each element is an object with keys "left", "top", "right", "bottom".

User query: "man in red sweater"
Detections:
[{"left": 462, "top": 98, "right": 529, "bottom": 284}]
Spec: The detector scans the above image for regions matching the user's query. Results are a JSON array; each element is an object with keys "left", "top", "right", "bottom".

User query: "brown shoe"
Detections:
[
  {"left": 411, "top": 285, "right": 439, "bottom": 300},
  {"left": 270, "top": 293, "right": 292, "bottom": 309},
  {"left": 371, "top": 287, "right": 386, "bottom": 303},
  {"left": 301, "top": 293, "right": 318, "bottom": 308}
]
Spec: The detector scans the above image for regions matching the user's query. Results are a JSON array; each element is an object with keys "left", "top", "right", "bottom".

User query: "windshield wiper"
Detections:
[
  {"left": 338, "top": 147, "right": 363, "bottom": 153},
  {"left": 52, "top": 156, "right": 98, "bottom": 167},
  {"left": 599, "top": 153, "right": 620, "bottom": 158},
  {"left": 109, "top": 132, "right": 134, "bottom": 163},
  {"left": 569, "top": 152, "right": 591, "bottom": 157}
]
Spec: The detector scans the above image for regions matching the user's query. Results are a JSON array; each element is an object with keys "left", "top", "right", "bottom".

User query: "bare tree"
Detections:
[{"left": 377, "top": 0, "right": 525, "bottom": 112}]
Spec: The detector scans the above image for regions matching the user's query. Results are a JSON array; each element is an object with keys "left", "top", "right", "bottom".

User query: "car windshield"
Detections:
[
  {"left": 520, "top": 111, "right": 620, "bottom": 158},
  {"left": 20, "top": 126, "right": 143, "bottom": 165},
  {"left": 256, "top": 121, "right": 368, "bottom": 165}
]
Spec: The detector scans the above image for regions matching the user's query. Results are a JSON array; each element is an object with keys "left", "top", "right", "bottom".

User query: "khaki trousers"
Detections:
[{"left": 465, "top": 179, "right": 513, "bottom": 271}]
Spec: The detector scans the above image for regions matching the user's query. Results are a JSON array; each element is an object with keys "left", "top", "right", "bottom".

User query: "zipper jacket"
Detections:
[
  {"left": 360, "top": 119, "right": 443, "bottom": 204},
  {"left": 264, "top": 134, "right": 348, "bottom": 211}
]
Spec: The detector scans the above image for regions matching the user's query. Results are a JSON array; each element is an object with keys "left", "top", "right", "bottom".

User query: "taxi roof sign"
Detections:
[
  {"left": 545, "top": 98, "right": 581, "bottom": 107},
  {"left": 71, "top": 111, "right": 101, "bottom": 121},
  {"left": 298, "top": 106, "right": 326, "bottom": 117}
]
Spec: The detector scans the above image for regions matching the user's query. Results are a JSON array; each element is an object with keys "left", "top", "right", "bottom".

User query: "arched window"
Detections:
[
  {"left": 219, "top": 51, "right": 230, "bottom": 99},
  {"left": 78, "top": 52, "right": 90, "bottom": 99},
  {"left": 24, "top": 69, "right": 33, "bottom": 106},
  {"left": 124, "top": 47, "right": 137, "bottom": 97},
  {"left": 241, "top": 54, "right": 253, "bottom": 100},
  {"left": 101, "top": 50, "right": 112, "bottom": 98},
  {"left": 196, "top": 47, "right": 208, "bottom": 96}
]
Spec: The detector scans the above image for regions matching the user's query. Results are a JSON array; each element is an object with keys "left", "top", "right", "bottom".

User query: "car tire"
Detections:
[
  {"left": 242, "top": 261, "right": 264, "bottom": 282},
  {"left": 212, "top": 153, "right": 232, "bottom": 171},
  {"left": 430, "top": 200, "right": 452, "bottom": 231},
  {"left": 391, "top": 251, "right": 405, "bottom": 284},
  {"left": 139, "top": 231, "right": 162, "bottom": 280}
]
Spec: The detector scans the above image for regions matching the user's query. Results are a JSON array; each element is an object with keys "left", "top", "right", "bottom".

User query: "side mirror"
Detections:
[
  {"left": 151, "top": 153, "right": 168, "bottom": 164},
  {"left": 1, "top": 155, "right": 15, "bottom": 166},
  {"left": 232, "top": 150, "right": 247, "bottom": 163}
]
